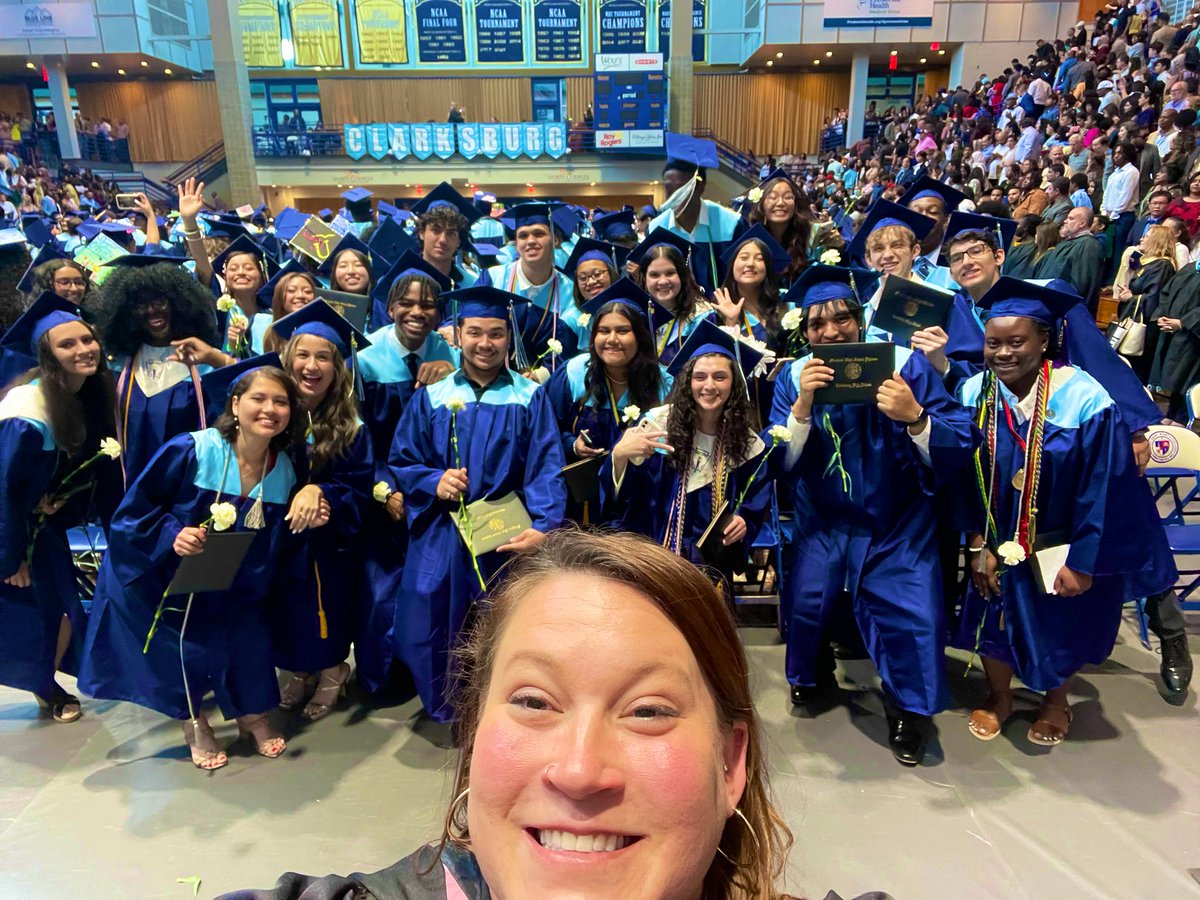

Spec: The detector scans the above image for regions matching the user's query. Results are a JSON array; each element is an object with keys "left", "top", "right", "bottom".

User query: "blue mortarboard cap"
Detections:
[
  {"left": 580, "top": 276, "right": 673, "bottom": 333},
  {"left": 448, "top": 284, "right": 532, "bottom": 323},
  {"left": 719, "top": 224, "right": 791, "bottom": 278},
  {"left": 638, "top": 204, "right": 657, "bottom": 218},
  {"left": 316, "top": 233, "right": 373, "bottom": 277},
  {"left": 21, "top": 214, "right": 52, "bottom": 249},
  {"left": 899, "top": 176, "right": 967, "bottom": 215},
  {"left": 367, "top": 216, "right": 418, "bottom": 266},
  {"left": 211, "top": 234, "right": 270, "bottom": 276},
  {"left": 938, "top": 211, "right": 1018, "bottom": 266},
  {"left": 626, "top": 226, "right": 694, "bottom": 269},
  {"left": 272, "top": 208, "right": 308, "bottom": 242},
  {"left": 846, "top": 199, "right": 935, "bottom": 265},
  {"left": 77, "top": 220, "right": 132, "bottom": 241},
  {"left": 318, "top": 208, "right": 334, "bottom": 220},
  {"left": 100, "top": 251, "right": 189, "bottom": 269},
  {"left": 16, "top": 243, "right": 71, "bottom": 295},
  {"left": 271, "top": 297, "right": 372, "bottom": 360},
  {"left": 0, "top": 291, "right": 83, "bottom": 355},
  {"left": 411, "top": 182, "right": 482, "bottom": 224},
  {"left": 551, "top": 206, "right": 583, "bottom": 240},
  {"left": 592, "top": 209, "right": 636, "bottom": 242},
  {"left": 202, "top": 217, "right": 254, "bottom": 241},
  {"left": 977, "top": 276, "right": 1080, "bottom": 326},
  {"left": 665, "top": 317, "right": 766, "bottom": 380},
  {"left": 754, "top": 167, "right": 802, "bottom": 197},
  {"left": 505, "top": 203, "right": 552, "bottom": 231},
  {"left": 562, "top": 237, "right": 620, "bottom": 280},
  {"left": 341, "top": 187, "right": 373, "bottom": 204},
  {"left": 783, "top": 264, "right": 881, "bottom": 310},
  {"left": 257, "top": 259, "right": 321, "bottom": 305},
  {"left": 665, "top": 132, "right": 720, "bottom": 170},
  {"left": 341, "top": 187, "right": 374, "bottom": 223},
  {"left": 371, "top": 249, "right": 453, "bottom": 309},
  {"left": 200, "top": 353, "right": 283, "bottom": 418}
]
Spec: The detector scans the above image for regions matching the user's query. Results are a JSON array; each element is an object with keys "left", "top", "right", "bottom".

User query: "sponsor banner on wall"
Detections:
[
  {"left": 240, "top": 0, "right": 284, "bottom": 67},
  {"left": 594, "top": 129, "right": 665, "bottom": 150},
  {"left": 822, "top": 0, "right": 933, "bottom": 27},
  {"left": 344, "top": 123, "right": 569, "bottom": 161},
  {"left": 473, "top": 0, "right": 524, "bottom": 63},
  {"left": 354, "top": 0, "right": 409, "bottom": 64},
  {"left": 533, "top": 0, "right": 583, "bottom": 64},
  {"left": 597, "top": 0, "right": 648, "bottom": 53},
  {"left": 0, "top": 2, "right": 96, "bottom": 38},
  {"left": 415, "top": 0, "right": 468, "bottom": 63}
]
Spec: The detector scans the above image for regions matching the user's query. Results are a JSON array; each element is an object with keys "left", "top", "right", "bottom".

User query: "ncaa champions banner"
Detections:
[
  {"left": 823, "top": 0, "right": 933, "bottom": 27},
  {"left": 343, "top": 123, "right": 568, "bottom": 161}
]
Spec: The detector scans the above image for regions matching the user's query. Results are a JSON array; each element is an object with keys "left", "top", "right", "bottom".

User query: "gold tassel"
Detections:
[
  {"left": 314, "top": 561, "right": 328, "bottom": 639},
  {"left": 244, "top": 493, "right": 266, "bottom": 530}
]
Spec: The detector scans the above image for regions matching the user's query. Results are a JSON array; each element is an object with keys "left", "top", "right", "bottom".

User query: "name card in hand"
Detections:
[
  {"left": 874, "top": 276, "right": 955, "bottom": 343},
  {"left": 814, "top": 342, "right": 895, "bottom": 405}
]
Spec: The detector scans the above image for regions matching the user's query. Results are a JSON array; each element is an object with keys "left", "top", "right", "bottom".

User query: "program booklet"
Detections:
[
  {"left": 873, "top": 276, "right": 955, "bottom": 343},
  {"left": 814, "top": 342, "right": 896, "bottom": 405},
  {"left": 450, "top": 492, "right": 532, "bottom": 555}
]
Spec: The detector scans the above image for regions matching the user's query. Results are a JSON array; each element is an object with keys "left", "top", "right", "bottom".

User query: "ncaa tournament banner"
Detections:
[
  {"left": 597, "top": 0, "right": 648, "bottom": 53},
  {"left": 288, "top": 0, "right": 344, "bottom": 67},
  {"left": 473, "top": 0, "right": 524, "bottom": 64},
  {"left": 533, "top": 0, "right": 584, "bottom": 65},
  {"left": 354, "top": 0, "right": 409, "bottom": 64},
  {"left": 657, "top": 0, "right": 705, "bottom": 62},
  {"left": 415, "top": 0, "right": 468, "bottom": 63},
  {"left": 823, "top": 0, "right": 933, "bottom": 27}
]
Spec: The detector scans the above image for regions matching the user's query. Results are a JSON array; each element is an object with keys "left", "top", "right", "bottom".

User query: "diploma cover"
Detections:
[
  {"left": 314, "top": 288, "right": 371, "bottom": 332},
  {"left": 697, "top": 501, "right": 747, "bottom": 573},
  {"left": 450, "top": 492, "right": 532, "bottom": 555},
  {"left": 562, "top": 452, "right": 608, "bottom": 504},
  {"left": 165, "top": 531, "right": 257, "bottom": 596},
  {"left": 874, "top": 276, "right": 955, "bottom": 342},
  {"left": 814, "top": 342, "right": 895, "bottom": 405}
]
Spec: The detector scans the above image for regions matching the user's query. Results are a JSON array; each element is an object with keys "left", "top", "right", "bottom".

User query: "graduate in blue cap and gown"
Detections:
[
  {"left": 544, "top": 278, "right": 673, "bottom": 523},
  {"left": 601, "top": 318, "right": 772, "bottom": 586},
  {"left": 209, "top": 235, "right": 277, "bottom": 359},
  {"left": 648, "top": 133, "right": 748, "bottom": 291},
  {"left": 561, "top": 237, "right": 626, "bottom": 346},
  {"left": 628, "top": 228, "right": 714, "bottom": 368},
  {"left": 92, "top": 255, "right": 221, "bottom": 485},
  {"left": 79, "top": 364, "right": 306, "bottom": 770},
  {"left": 954, "top": 279, "right": 1177, "bottom": 746},
  {"left": 0, "top": 294, "right": 118, "bottom": 722},
  {"left": 388, "top": 286, "right": 567, "bottom": 722},
  {"left": 846, "top": 199, "right": 938, "bottom": 340},
  {"left": 477, "top": 203, "right": 579, "bottom": 376},
  {"left": 746, "top": 168, "right": 815, "bottom": 281},
  {"left": 356, "top": 257, "right": 459, "bottom": 697},
  {"left": 265, "top": 300, "right": 374, "bottom": 721},
  {"left": 898, "top": 176, "right": 966, "bottom": 291},
  {"left": 770, "top": 264, "right": 979, "bottom": 766}
]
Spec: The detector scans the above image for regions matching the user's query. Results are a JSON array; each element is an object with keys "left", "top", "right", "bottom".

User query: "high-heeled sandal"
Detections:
[
  {"left": 968, "top": 691, "right": 1014, "bottom": 742},
  {"left": 302, "top": 661, "right": 351, "bottom": 722},
  {"left": 1028, "top": 701, "right": 1073, "bottom": 746},
  {"left": 278, "top": 671, "right": 317, "bottom": 711},
  {"left": 237, "top": 713, "right": 287, "bottom": 758},
  {"left": 34, "top": 683, "right": 82, "bottom": 723},
  {"left": 183, "top": 717, "right": 228, "bottom": 771}
]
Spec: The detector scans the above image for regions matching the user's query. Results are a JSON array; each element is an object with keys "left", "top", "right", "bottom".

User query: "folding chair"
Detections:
[
  {"left": 1141, "top": 425, "right": 1200, "bottom": 637},
  {"left": 1146, "top": 417, "right": 1200, "bottom": 525},
  {"left": 735, "top": 486, "right": 784, "bottom": 627}
]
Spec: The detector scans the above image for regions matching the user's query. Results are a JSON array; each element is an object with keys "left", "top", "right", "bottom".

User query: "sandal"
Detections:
[
  {"left": 237, "top": 712, "right": 287, "bottom": 758},
  {"left": 278, "top": 671, "right": 317, "bottom": 711},
  {"left": 968, "top": 691, "right": 1014, "bottom": 742},
  {"left": 183, "top": 717, "right": 228, "bottom": 771},
  {"left": 1028, "top": 701, "right": 1073, "bottom": 746},
  {"left": 302, "top": 661, "right": 351, "bottom": 722},
  {"left": 34, "top": 683, "right": 82, "bottom": 724}
]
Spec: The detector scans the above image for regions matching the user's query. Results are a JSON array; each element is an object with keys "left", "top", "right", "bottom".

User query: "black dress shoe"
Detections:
[
  {"left": 790, "top": 683, "right": 822, "bottom": 706},
  {"left": 888, "top": 713, "right": 928, "bottom": 767},
  {"left": 1160, "top": 634, "right": 1193, "bottom": 696}
]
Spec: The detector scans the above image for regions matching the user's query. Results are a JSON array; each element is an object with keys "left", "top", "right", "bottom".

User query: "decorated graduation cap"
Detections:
[
  {"left": 625, "top": 226, "right": 694, "bottom": 269},
  {"left": 846, "top": 199, "right": 935, "bottom": 266},
  {"left": 664, "top": 132, "right": 719, "bottom": 176},
  {"left": 200, "top": 353, "right": 283, "bottom": 420},
  {"left": 580, "top": 276, "right": 673, "bottom": 333},
  {"left": 719, "top": 224, "right": 791, "bottom": 279},
  {"left": 371, "top": 249, "right": 453, "bottom": 310},
  {"left": 783, "top": 264, "right": 881, "bottom": 311},
  {"left": 0, "top": 291, "right": 84, "bottom": 355},
  {"left": 665, "top": 316, "right": 767, "bottom": 382},
  {"left": 257, "top": 257, "right": 321, "bottom": 305},
  {"left": 937, "top": 211, "right": 1018, "bottom": 267},
  {"left": 562, "top": 236, "right": 621, "bottom": 280},
  {"left": 368, "top": 215, "right": 418, "bottom": 266},
  {"left": 341, "top": 187, "right": 375, "bottom": 223},
  {"left": 16, "top": 243, "right": 72, "bottom": 295},
  {"left": 976, "top": 276, "right": 1080, "bottom": 327},
  {"left": 899, "top": 176, "right": 967, "bottom": 216},
  {"left": 411, "top": 182, "right": 482, "bottom": 224},
  {"left": 592, "top": 208, "right": 636, "bottom": 242}
]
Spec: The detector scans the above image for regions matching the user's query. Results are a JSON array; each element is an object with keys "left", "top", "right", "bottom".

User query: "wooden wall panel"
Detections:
[
  {"left": 73, "top": 81, "right": 219, "bottom": 162},
  {"left": 318, "top": 77, "right": 531, "bottom": 124},
  {"left": 0, "top": 85, "right": 32, "bottom": 119},
  {"left": 565, "top": 75, "right": 593, "bottom": 123},
  {"left": 693, "top": 72, "right": 851, "bottom": 156},
  {"left": 923, "top": 69, "right": 951, "bottom": 98}
]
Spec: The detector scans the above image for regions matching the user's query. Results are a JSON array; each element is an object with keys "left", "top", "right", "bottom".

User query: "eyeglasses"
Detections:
[
  {"left": 948, "top": 244, "right": 993, "bottom": 267},
  {"left": 576, "top": 271, "right": 610, "bottom": 285},
  {"left": 53, "top": 278, "right": 86, "bottom": 288}
]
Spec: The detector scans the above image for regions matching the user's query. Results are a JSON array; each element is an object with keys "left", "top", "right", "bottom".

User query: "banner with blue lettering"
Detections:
[
  {"left": 366, "top": 124, "right": 389, "bottom": 159},
  {"left": 657, "top": 0, "right": 705, "bottom": 62},
  {"left": 415, "top": 0, "right": 467, "bottom": 63},
  {"left": 456, "top": 123, "right": 481, "bottom": 159},
  {"left": 344, "top": 124, "right": 367, "bottom": 160},
  {"left": 533, "top": 0, "right": 583, "bottom": 64},
  {"left": 473, "top": 0, "right": 523, "bottom": 63},
  {"left": 480, "top": 123, "right": 501, "bottom": 159},
  {"left": 410, "top": 123, "right": 435, "bottom": 159},
  {"left": 388, "top": 123, "right": 411, "bottom": 158},
  {"left": 597, "top": 0, "right": 648, "bottom": 53},
  {"left": 432, "top": 123, "right": 457, "bottom": 158},
  {"left": 501, "top": 124, "right": 523, "bottom": 160},
  {"left": 544, "top": 121, "right": 566, "bottom": 158}
]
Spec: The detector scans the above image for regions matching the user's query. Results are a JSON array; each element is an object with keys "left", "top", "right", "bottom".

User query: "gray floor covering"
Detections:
[{"left": 1, "top": 613, "right": 1197, "bottom": 900}]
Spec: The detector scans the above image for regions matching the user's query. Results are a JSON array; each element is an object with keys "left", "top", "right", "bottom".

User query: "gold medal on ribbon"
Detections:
[{"left": 1012, "top": 467, "right": 1025, "bottom": 490}]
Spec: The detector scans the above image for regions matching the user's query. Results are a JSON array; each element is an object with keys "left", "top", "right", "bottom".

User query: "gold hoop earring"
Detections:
[
  {"left": 446, "top": 787, "right": 471, "bottom": 843},
  {"left": 715, "top": 806, "right": 760, "bottom": 869}
]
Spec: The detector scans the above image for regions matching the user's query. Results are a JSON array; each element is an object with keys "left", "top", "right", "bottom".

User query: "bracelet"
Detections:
[
  {"left": 181, "top": 229, "right": 201, "bottom": 239},
  {"left": 966, "top": 546, "right": 983, "bottom": 554}
]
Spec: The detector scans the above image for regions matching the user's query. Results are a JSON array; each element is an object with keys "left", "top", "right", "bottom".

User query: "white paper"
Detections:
[{"left": 1033, "top": 544, "right": 1071, "bottom": 595}]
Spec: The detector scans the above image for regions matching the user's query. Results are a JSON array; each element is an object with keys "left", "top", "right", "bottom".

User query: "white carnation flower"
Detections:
[
  {"left": 447, "top": 397, "right": 466, "bottom": 413},
  {"left": 747, "top": 187, "right": 764, "bottom": 203},
  {"left": 209, "top": 502, "right": 238, "bottom": 532},
  {"left": 216, "top": 295, "right": 236, "bottom": 312},
  {"left": 622, "top": 404, "right": 641, "bottom": 424},
  {"left": 997, "top": 541, "right": 1027, "bottom": 567},
  {"left": 781, "top": 307, "right": 804, "bottom": 331},
  {"left": 373, "top": 481, "right": 392, "bottom": 503},
  {"left": 546, "top": 338, "right": 563, "bottom": 356},
  {"left": 99, "top": 437, "right": 122, "bottom": 459},
  {"left": 820, "top": 249, "right": 842, "bottom": 266},
  {"left": 768, "top": 424, "right": 793, "bottom": 443},
  {"left": 578, "top": 312, "right": 592, "bottom": 328}
]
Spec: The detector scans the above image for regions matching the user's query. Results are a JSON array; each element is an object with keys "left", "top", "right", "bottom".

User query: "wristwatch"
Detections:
[{"left": 904, "top": 409, "right": 928, "bottom": 427}]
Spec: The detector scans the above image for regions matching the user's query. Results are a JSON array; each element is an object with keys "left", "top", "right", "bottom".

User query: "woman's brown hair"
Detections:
[
  {"left": 263, "top": 271, "right": 321, "bottom": 353},
  {"left": 441, "top": 529, "right": 793, "bottom": 899},
  {"left": 213, "top": 367, "right": 305, "bottom": 453},
  {"left": 635, "top": 243, "right": 707, "bottom": 323},
  {"left": 280, "top": 333, "right": 360, "bottom": 472}
]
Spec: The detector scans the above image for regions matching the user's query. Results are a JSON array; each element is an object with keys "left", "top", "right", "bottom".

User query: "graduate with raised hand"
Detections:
[
  {"left": 628, "top": 228, "right": 713, "bottom": 368},
  {"left": 92, "top": 255, "right": 220, "bottom": 485},
  {"left": 356, "top": 254, "right": 458, "bottom": 698},
  {"left": 955, "top": 280, "right": 1177, "bottom": 746},
  {"left": 388, "top": 285, "right": 566, "bottom": 723},
  {"left": 770, "top": 265, "right": 979, "bottom": 767},
  {"left": 0, "top": 294, "right": 117, "bottom": 723},
  {"left": 601, "top": 318, "right": 772, "bottom": 587},
  {"left": 79, "top": 366, "right": 307, "bottom": 770},
  {"left": 544, "top": 277, "right": 673, "bottom": 523},
  {"left": 267, "top": 301, "right": 373, "bottom": 722},
  {"left": 476, "top": 203, "right": 578, "bottom": 377}
]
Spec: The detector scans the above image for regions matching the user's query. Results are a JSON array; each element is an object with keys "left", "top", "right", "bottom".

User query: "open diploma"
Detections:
[
  {"left": 874, "top": 276, "right": 954, "bottom": 343},
  {"left": 449, "top": 492, "right": 532, "bottom": 555},
  {"left": 814, "top": 342, "right": 896, "bottom": 404}
]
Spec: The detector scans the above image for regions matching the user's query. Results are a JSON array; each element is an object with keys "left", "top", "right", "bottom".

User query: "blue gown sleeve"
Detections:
[
  {"left": 0, "top": 420, "right": 51, "bottom": 579},
  {"left": 313, "top": 427, "right": 373, "bottom": 542},
  {"left": 543, "top": 363, "right": 582, "bottom": 459},
  {"left": 901, "top": 352, "right": 982, "bottom": 485},
  {"left": 389, "top": 389, "right": 446, "bottom": 525},
  {"left": 1062, "top": 305, "right": 1161, "bottom": 432},
  {"left": 1062, "top": 406, "right": 1122, "bottom": 575},
  {"left": 522, "top": 390, "right": 568, "bottom": 532}
]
